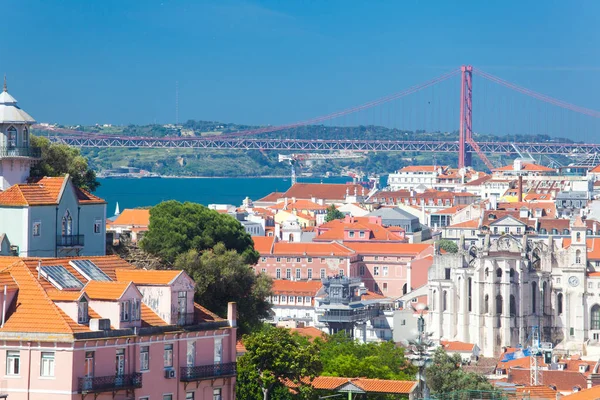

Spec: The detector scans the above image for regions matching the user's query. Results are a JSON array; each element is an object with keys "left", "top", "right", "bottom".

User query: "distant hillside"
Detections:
[{"left": 32, "top": 121, "right": 575, "bottom": 178}]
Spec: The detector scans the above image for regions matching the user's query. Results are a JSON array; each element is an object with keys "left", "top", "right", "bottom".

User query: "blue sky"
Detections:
[{"left": 2, "top": 0, "right": 599, "bottom": 130}]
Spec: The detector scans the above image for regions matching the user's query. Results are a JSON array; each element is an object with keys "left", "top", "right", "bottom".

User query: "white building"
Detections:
[
  {"left": 387, "top": 165, "right": 484, "bottom": 192},
  {"left": 0, "top": 78, "right": 38, "bottom": 190},
  {"left": 427, "top": 217, "right": 599, "bottom": 358},
  {"left": 0, "top": 175, "right": 107, "bottom": 257}
]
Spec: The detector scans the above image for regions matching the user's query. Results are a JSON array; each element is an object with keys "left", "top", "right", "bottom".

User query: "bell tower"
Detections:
[{"left": 0, "top": 77, "right": 38, "bottom": 190}]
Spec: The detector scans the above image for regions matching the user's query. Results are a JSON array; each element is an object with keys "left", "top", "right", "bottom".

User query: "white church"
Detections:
[{"left": 428, "top": 217, "right": 600, "bottom": 358}]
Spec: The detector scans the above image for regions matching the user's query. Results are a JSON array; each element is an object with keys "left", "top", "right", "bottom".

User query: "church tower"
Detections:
[{"left": 0, "top": 77, "right": 38, "bottom": 190}]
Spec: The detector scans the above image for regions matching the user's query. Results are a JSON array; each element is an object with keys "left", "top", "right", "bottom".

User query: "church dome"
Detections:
[{"left": 0, "top": 77, "right": 35, "bottom": 124}]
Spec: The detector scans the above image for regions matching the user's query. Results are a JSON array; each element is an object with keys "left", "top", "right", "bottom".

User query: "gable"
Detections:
[{"left": 489, "top": 215, "right": 526, "bottom": 227}]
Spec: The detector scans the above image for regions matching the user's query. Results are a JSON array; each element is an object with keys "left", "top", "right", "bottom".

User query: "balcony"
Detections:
[
  {"left": 78, "top": 373, "right": 142, "bottom": 393},
  {"left": 0, "top": 146, "right": 41, "bottom": 159},
  {"left": 56, "top": 235, "right": 85, "bottom": 247},
  {"left": 180, "top": 362, "right": 237, "bottom": 382},
  {"left": 318, "top": 307, "right": 381, "bottom": 323}
]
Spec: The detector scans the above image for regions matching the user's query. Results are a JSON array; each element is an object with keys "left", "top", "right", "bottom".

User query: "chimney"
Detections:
[
  {"left": 517, "top": 175, "right": 523, "bottom": 202},
  {"left": 406, "top": 262, "right": 412, "bottom": 294},
  {"left": 227, "top": 302, "right": 237, "bottom": 328}
]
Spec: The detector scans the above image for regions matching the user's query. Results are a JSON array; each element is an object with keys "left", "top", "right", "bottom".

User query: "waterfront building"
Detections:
[
  {"left": 0, "top": 255, "right": 237, "bottom": 400},
  {"left": 427, "top": 217, "right": 600, "bottom": 358},
  {"left": 387, "top": 165, "right": 485, "bottom": 192},
  {"left": 106, "top": 208, "right": 150, "bottom": 243},
  {"left": 0, "top": 79, "right": 39, "bottom": 191},
  {"left": 0, "top": 175, "right": 106, "bottom": 257}
]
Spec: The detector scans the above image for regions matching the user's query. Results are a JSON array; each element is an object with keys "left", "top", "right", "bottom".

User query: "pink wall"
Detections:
[{"left": 255, "top": 255, "right": 350, "bottom": 280}]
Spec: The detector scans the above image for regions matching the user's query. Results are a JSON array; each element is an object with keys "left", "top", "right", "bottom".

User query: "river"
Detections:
[{"left": 95, "top": 176, "right": 352, "bottom": 214}]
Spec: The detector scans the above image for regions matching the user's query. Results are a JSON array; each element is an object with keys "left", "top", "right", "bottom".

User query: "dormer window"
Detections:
[
  {"left": 120, "top": 300, "right": 131, "bottom": 322},
  {"left": 78, "top": 298, "right": 89, "bottom": 324},
  {"left": 359, "top": 231, "right": 365, "bottom": 238},
  {"left": 132, "top": 299, "right": 141, "bottom": 321}
]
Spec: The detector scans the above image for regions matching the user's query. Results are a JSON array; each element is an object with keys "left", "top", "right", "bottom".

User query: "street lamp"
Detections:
[{"left": 407, "top": 304, "right": 433, "bottom": 400}]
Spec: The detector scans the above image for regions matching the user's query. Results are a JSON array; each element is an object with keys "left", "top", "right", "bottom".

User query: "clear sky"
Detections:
[{"left": 2, "top": 0, "right": 600, "bottom": 128}]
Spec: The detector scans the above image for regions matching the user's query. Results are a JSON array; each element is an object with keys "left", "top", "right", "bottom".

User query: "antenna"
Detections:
[{"left": 175, "top": 80, "right": 179, "bottom": 126}]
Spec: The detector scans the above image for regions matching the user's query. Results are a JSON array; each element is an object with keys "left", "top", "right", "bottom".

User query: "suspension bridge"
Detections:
[{"left": 36, "top": 65, "right": 600, "bottom": 169}]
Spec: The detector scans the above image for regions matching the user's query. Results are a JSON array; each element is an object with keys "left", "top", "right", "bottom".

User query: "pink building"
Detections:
[
  {"left": 314, "top": 215, "right": 406, "bottom": 243},
  {"left": 0, "top": 256, "right": 237, "bottom": 400}
]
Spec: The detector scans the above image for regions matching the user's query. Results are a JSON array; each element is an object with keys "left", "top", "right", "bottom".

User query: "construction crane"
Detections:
[
  {"left": 278, "top": 152, "right": 365, "bottom": 185},
  {"left": 501, "top": 326, "right": 553, "bottom": 386}
]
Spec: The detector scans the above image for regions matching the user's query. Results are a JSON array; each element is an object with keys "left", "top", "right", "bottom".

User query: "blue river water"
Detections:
[{"left": 95, "top": 176, "right": 352, "bottom": 214}]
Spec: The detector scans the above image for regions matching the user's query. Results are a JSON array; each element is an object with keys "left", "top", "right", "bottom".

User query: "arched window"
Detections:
[
  {"left": 510, "top": 295, "right": 516, "bottom": 316},
  {"left": 542, "top": 281, "right": 548, "bottom": 315},
  {"left": 485, "top": 268, "right": 489, "bottom": 278},
  {"left": 532, "top": 282, "right": 538, "bottom": 314},
  {"left": 592, "top": 305, "right": 600, "bottom": 330},
  {"left": 442, "top": 291, "right": 448, "bottom": 312},
  {"left": 577, "top": 232, "right": 581, "bottom": 242},
  {"left": 496, "top": 295, "right": 503, "bottom": 315},
  {"left": 62, "top": 210, "right": 73, "bottom": 236},
  {"left": 576, "top": 249, "right": 582, "bottom": 264},
  {"left": 496, "top": 268, "right": 502, "bottom": 278},
  {"left": 22, "top": 127, "right": 28, "bottom": 147},
  {"left": 557, "top": 293, "right": 563, "bottom": 315},
  {"left": 402, "top": 283, "right": 407, "bottom": 295},
  {"left": 6, "top": 126, "right": 16, "bottom": 148},
  {"left": 484, "top": 294, "right": 489, "bottom": 314}
]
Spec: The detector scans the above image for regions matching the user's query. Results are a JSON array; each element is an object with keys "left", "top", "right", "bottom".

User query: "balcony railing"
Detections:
[
  {"left": 318, "top": 307, "right": 381, "bottom": 323},
  {"left": 56, "top": 235, "right": 85, "bottom": 247},
  {"left": 78, "top": 373, "right": 142, "bottom": 393},
  {"left": 180, "top": 362, "right": 237, "bottom": 382},
  {"left": 0, "top": 146, "right": 41, "bottom": 158}
]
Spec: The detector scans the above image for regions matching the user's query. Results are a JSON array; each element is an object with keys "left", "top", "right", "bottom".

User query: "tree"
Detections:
[
  {"left": 317, "top": 333, "right": 416, "bottom": 380},
  {"left": 240, "top": 327, "right": 322, "bottom": 400},
  {"left": 140, "top": 200, "right": 259, "bottom": 265},
  {"left": 438, "top": 239, "right": 458, "bottom": 254},
  {"left": 175, "top": 243, "right": 272, "bottom": 335},
  {"left": 29, "top": 136, "right": 99, "bottom": 192},
  {"left": 324, "top": 204, "right": 345, "bottom": 222},
  {"left": 425, "top": 348, "right": 495, "bottom": 395}
]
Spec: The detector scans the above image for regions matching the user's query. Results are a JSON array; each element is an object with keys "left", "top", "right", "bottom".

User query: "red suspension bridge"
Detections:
[{"left": 37, "top": 65, "right": 600, "bottom": 169}]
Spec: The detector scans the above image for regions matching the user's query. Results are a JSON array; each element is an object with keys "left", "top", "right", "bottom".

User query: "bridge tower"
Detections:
[{"left": 458, "top": 65, "right": 473, "bottom": 168}]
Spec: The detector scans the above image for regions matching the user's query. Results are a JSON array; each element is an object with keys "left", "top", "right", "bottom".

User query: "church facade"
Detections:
[{"left": 427, "top": 217, "right": 598, "bottom": 357}]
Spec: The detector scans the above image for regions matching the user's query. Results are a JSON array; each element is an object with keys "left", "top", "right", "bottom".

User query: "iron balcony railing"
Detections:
[
  {"left": 78, "top": 373, "right": 142, "bottom": 393},
  {"left": 180, "top": 362, "right": 237, "bottom": 382},
  {"left": 318, "top": 307, "right": 381, "bottom": 323},
  {"left": 0, "top": 146, "right": 41, "bottom": 158},
  {"left": 56, "top": 235, "right": 85, "bottom": 247}
]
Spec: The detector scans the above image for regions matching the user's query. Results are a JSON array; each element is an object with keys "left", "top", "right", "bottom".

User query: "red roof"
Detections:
[
  {"left": 112, "top": 209, "right": 150, "bottom": 227},
  {"left": 282, "top": 183, "right": 364, "bottom": 201},
  {"left": 290, "top": 326, "right": 325, "bottom": 341},
  {"left": 446, "top": 219, "right": 479, "bottom": 229},
  {"left": 256, "top": 191, "right": 285, "bottom": 203},
  {"left": 272, "top": 280, "right": 322, "bottom": 295},
  {"left": 287, "top": 377, "right": 417, "bottom": 394},
  {"left": 494, "top": 162, "right": 554, "bottom": 172},
  {"left": 0, "top": 176, "right": 105, "bottom": 206},
  {"left": 270, "top": 199, "right": 327, "bottom": 211},
  {"left": 440, "top": 340, "right": 475, "bottom": 352},
  {"left": 342, "top": 242, "right": 431, "bottom": 256},
  {"left": 253, "top": 236, "right": 276, "bottom": 254},
  {"left": 272, "top": 242, "right": 354, "bottom": 257}
]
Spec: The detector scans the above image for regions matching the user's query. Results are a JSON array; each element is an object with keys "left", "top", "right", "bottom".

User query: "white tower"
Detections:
[{"left": 0, "top": 77, "right": 37, "bottom": 190}]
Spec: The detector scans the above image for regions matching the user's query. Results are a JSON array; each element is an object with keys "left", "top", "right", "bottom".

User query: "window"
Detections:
[
  {"left": 276, "top": 257, "right": 281, "bottom": 262},
  {"left": 359, "top": 266, "right": 365, "bottom": 276},
  {"left": 6, "top": 351, "right": 19, "bottom": 375},
  {"left": 375, "top": 256, "right": 379, "bottom": 261},
  {"left": 383, "top": 266, "right": 388, "bottom": 276},
  {"left": 359, "top": 231, "right": 365, "bottom": 238},
  {"left": 296, "top": 269, "right": 301, "bottom": 279},
  {"left": 296, "top": 258, "right": 301, "bottom": 263},
  {"left": 61, "top": 210, "right": 73, "bottom": 236},
  {"left": 286, "top": 269, "right": 291, "bottom": 279},
  {"left": 374, "top": 267, "right": 379, "bottom": 276},
  {"left": 592, "top": 305, "right": 600, "bottom": 330},
  {"left": 443, "top": 291, "right": 448, "bottom": 311},
  {"left": 383, "top": 282, "right": 388, "bottom": 292},
  {"left": 22, "top": 127, "right": 28, "bottom": 147},
  {"left": 349, "top": 231, "right": 355, "bottom": 238},
  {"left": 120, "top": 300, "right": 131, "bottom": 322},
  {"left": 214, "top": 338, "right": 223, "bottom": 363},
  {"left": 94, "top": 219, "right": 102, "bottom": 234},
  {"left": 320, "top": 258, "right": 325, "bottom": 263},
  {"left": 132, "top": 299, "right": 141, "bottom": 321},
  {"left": 186, "top": 392, "right": 195, "bottom": 400},
  {"left": 307, "top": 257, "right": 313, "bottom": 263},
  {"left": 286, "top": 258, "right": 291, "bottom": 263},
  {"left": 140, "top": 346, "right": 149, "bottom": 371},
  {"left": 493, "top": 227, "right": 498, "bottom": 234},
  {"left": 320, "top": 269, "right": 326, "bottom": 279},
  {"left": 40, "top": 352, "right": 55, "bottom": 377},
  {"left": 557, "top": 293, "right": 563, "bottom": 315},
  {"left": 6, "top": 126, "right": 16, "bottom": 148},
  {"left": 281, "top": 295, "right": 287, "bottom": 303},
  {"left": 260, "top": 257, "right": 266, "bottom": 262},
  {"left": 78, "top": 298, "right": 88, "bottom": 324},
  {"left": 163, "top": 395, "right": 173, "bottom": 400},
  {"left": 374, "top": 283, "right": 379, "bottom": 292},
  {"left": 296, "top": 296, "right": 302, "bottom": 303},
  {"left": 307, "top": 269, "right": 312, "bottom": 279},
  {"left": 33, "top": 221, "right": 41, "bottom": 237},
  {"left": 504, "top": 226, "right": 510, "bottom": 233},
  {"left": 213, "top": 388, "right": 222, "bottom": 400},
  {"left": 305, "top": 296, "right": 311, "bottom": 304},
  {"left": 276, "top": 269, "right": 281, "bottom": 279},
  {"left": 164, "top": 344, "right": 173, "bottom": 368}
]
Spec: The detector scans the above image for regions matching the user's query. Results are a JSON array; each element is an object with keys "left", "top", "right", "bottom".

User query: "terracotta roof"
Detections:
[
  {"left": 253, "top": 236, "right": 276, "bottom": 254},
  {"left": 256, "top": 191, "right": 284, "bottom": 203},
  {"left": 494, "top": 163, "right": 555, "bottom": 172},
  {"left": 514, "top": 385, "right": 558, "bottom": 399},
  {"left": 84, "top": 281, "right": 132, "bottom": 300},
  {"left": 0, "top": 272, "right": 18, "bottom": 290},
  {"left": 236, "top": 340, "right": 247, "bottom": 354},
  {"left": 115, "top": 269, "right": 181, "bottom": 285},
  {"left": 432, "top": 205, "right": 467, "bottom": 215},
  {"left": 111, "top": 209, "right": 150, "bottom": 226},
  {"left": 290, "top": 326, "right": 325, "bottom": 341},
  {"left": 46, "top": 289, "right": 85, "bottom": 301},
  {"left": 564, "top": 238, "right": 600, "bottom": 260},
  {"left": 398, "top": 165, "right": 442, "bottom": 172},
  {"left": 271, "top": 242, "right": 354, "bottom": 257},
  {"left": 315, "top": 218, "right": 405, "bottom": 242},
  {"left": 141, "top": 303, "right": 168, "bottom": 327},
  {"left": 270, "top": 199, "right": 327, "bottom": 211},
  {"left": 288, "top": 377, "right": 417, "bottom": 394},
  {"left": 0, "top": 176, "right": 105, "bottom": 206},
  {"left": 446, "top": 219, "right": 479, "bottom": 229},
  {"left": 272, "top": 280, "right": 322, "bottom": 295},
  {"left": 440, "top": 340, "right": 475, "bottom": 352},
  {"left": 194, "top": 303, "right": 225, "bottom": 322},
  {"left": 462, "top": 175, "right": 492, "bottom": 186},
  {"left": 562, "top": 385, "right": 600, "bottom": 399},
  {"left": 282, "top": 183, "right": 364, "bottom": 201},
  {"left": 342, "top": 242, "right": 431, "bottom": 256},
  {"left": 590, "top": 164, "right": 600, "bottom": 173},
  {"left": 508, "top": 368, "right": 586, "bottom": 392}
]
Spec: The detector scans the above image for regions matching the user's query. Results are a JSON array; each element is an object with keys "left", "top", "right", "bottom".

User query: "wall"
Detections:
[
  {"left": 0, "top": 207, "right": 28, "bottom": 256},
  {"left": 255, "top": 255, "right": 349, "bottom": 280},
  {"left": 0, "top": 159, "right": 30, "bottom": 191},
  {"left": 138, "top": 286, "right": 173, "bottom": 324},
  {"left": 27, "top": 205, "right": 57, "bottom": 257},
  {"left": 78, "top": 203, "right": 106, "bottom": 256}
]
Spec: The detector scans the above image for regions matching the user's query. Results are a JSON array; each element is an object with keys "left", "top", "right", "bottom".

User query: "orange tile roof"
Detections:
[
  {"left": 112, "top": 209, "right": 150, "bottom": 226},
  {"left": 194, "top": 303, "right": 225, "bottom": 322},
  {"left": 398, "top": 165, "right": 442, "bottom": 172},
  {"left": 564, "top": 238, "right": 600, "bottom": 260},
  {"left": 440, "top": 340, "right": 476, "bottom": 352},
  {"left": 272, "top": 280, "right": 322, "bottom": 295},
  {"left": 272, "top": 242, "right": 354, "bottom": 257},
  {"left": 494, "top": 163, "right": 554, "bottom": 172},
  {"left": 270, "top": 199, "right": 327, "bottom": 211},
  {"left": 287, "top": 377, "right": 417, "bottom": 394},
  {"left": 46, "top": 289, "right": 85, "bottom": 301},
  {"left": 253, "top": 236, "right": 276, "bottom": 254},
  {"left": 0, "top": 272, "right": 18, "bottom": 290},
  {"left": 283, "top": 183, "right": 364, "bottom": 201},
  {"left": 315, "top": 219, "right": 404, "bottom": 242},
  {"left": 141, "top": 303, "right": 168, "bottom": 327},
  {"left": 290, "top": 326, "right": 325, "bottom": 341},
  {"left": 115, "top": 269, "right": 181, "bottom": 285},
  {"left": 432, "top": 205, "right": 467, "bottom": 215},
  {"left": 0, "top": 176, "right": 105, "bottom": 206},
  {"left": 84, "top": 281, "right": 132, "bottom": 300},
  {"left": 256, "top": 191, "right": 285, "bottom": 203},
  {"left": 446, "top": 219, "right": 480, "bottom": 229},
  {"left": 590, "top": 164, "right": 600, "bottom": 173},
  {"left": 562, "top": 385, "right": 600, "bottom": 399},
  {"left": 514, "top": 385, "right": 558, "bottom": 399},
  {"left": 342, "top": 242, "right": 431, "bottom": 256},
  {"left": 236, "top": 340, "right": 247, "bottom": 354}
]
